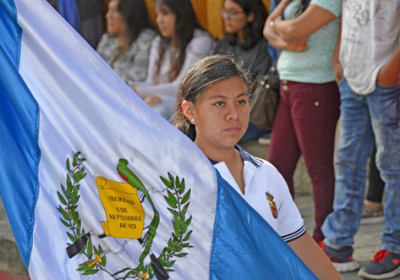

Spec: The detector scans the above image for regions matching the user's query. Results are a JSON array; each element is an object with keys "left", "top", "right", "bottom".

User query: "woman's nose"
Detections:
[
  {"left": 156, "top": 15, "right": 162, "bottom": 24},
  {"left": 226, "top": 104, "right": 239, "bottom": 120}
]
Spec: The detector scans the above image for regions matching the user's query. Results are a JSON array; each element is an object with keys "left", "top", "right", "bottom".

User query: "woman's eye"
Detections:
[
  {"left": 215, "top": 101, "right": 224, "bottom": 107},
  {"left": 238, "top": 99, "right": 247, "bottom": 105}
]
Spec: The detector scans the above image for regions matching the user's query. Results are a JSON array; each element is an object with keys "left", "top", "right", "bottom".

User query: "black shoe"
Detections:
[
  {"left": 321, "top": 243, "right": 359, "bottom": 272},
  {"left": 358, "top": 249, "right": 400, "bottom": 279}
]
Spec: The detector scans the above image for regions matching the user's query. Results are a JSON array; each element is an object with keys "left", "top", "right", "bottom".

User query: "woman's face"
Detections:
[
  {"left": 106, "top": 0, "right": 125, "bottom": 36},
  {"left": 186, "top": 76, "right": 250, "bottom": 152},
  {"left": 221, "top": 0, "right": 252, "bottom": 34},
  {"left": 155, "top": 4, "right": 177, "bottom": 39}
]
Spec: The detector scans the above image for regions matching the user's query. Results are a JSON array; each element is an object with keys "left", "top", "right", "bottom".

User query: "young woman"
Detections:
[
  {"left": 173, "top": 54, "right": 342, "bottom": 279},
  {"left": 263, "top": 0, "right": 341, "bottom": 243},
  {"left": 96, "top": 0, "right": 156, "bottom": 85},
  {"left": 214, "top": 0, "right": 272, "bottom": 141},
  {"left": 131, "top": 0, "right": 215, "bottom": 120},
  {"left": 215, "top": 0, "right": 270, "bottom": 79}
]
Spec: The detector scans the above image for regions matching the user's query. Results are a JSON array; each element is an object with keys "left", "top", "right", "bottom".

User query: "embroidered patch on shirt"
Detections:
[{"left": 266, "top": 192, "right": 278, "bottom": 219}]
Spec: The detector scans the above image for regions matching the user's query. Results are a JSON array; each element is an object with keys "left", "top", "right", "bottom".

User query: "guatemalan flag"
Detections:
[{"left": 0, "top": 0, "right": 317, "bottom": 279}]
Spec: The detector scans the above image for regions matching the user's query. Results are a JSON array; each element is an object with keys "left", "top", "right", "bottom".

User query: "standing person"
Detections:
[
  {"left": 131, "top": 0, "right": 215, "bottom": 120},
  {"left": 214, "top": 0, "right": 271, "bottom": 141},
  {"left": 263, "top": 0, "right": 341, "bottom": 243},
  {"left": 172, "top": 55, "right": 342, "bottom": 280},
  {"left": 96, "top": 0, "right": 156, "bottom": 85},
  {"left": 321, "top": 1, "right": 400, "bottom": 278}
]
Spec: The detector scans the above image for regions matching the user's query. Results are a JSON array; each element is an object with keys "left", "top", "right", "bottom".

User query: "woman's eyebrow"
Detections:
[
  {"left": 237, "top": 92, "right": 248, "bottom": 97},
  {"left": 207, "top": 94, "right": 227, "bottom": 100},
  {"left": 208, "top": 92, "right": 248, "bottom": 100}
]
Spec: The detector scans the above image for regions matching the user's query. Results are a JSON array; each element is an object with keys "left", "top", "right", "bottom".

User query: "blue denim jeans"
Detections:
[{"left": 322, "top": 78, "right": 400, "bottom": 253}]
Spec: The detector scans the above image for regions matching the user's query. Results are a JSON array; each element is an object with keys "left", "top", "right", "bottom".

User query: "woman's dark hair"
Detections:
[
  {"left": 153, "top": 0, "right": 202, "bottom": 83},
  {"left": 295, "top": 0, "right": 311, "bottom": 16},
  {"left": 226, "top": 0, "right": 268, "bottom": 50},
  {"left": 118, "top": 0, "right": 154, "bottom": 42},
  {"left": 173, "top": 55, "right": 251, "bottom": 141}
]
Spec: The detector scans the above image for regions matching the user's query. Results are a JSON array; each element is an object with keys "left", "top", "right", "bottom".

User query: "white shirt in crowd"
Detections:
[{"left": 340, "top": 0, "right": 400, "bottom": 94}]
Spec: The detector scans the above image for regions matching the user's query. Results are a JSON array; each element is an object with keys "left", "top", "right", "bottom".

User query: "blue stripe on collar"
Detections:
[
  {"left": 209, "top": 158, "right": 218, "bottom": 165},
  {"left": 235, "top": 145, "right": 263, "bottom": 167},
  {"left": 208, "top": 145, "right": 262, "bottom": 167}
]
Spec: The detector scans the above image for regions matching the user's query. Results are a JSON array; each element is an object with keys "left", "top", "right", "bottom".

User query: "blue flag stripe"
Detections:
[
  {"left": 210, "top": 172, "right": 318, "bottom": 279},
  {"left": 0, "top": 0, "right": 21, "bottom": 67},
  {"left": 0, "top": 0, "right": 40, "bottom": 268}
]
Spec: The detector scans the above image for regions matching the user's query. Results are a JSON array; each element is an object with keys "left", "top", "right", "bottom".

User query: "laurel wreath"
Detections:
[
  {"left": 145, "top": 173, "right": 193, "bottom": 278},
  {"left": 56, "top": 152, "right": 111, "bottom": 275},
  {"left": 57, "top": 152, "right": 193, "bottom": 279}
]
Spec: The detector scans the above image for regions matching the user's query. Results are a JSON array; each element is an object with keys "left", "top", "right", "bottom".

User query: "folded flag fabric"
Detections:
[{"left": 0, "top": 0, "right": 317, "bottom": 279}]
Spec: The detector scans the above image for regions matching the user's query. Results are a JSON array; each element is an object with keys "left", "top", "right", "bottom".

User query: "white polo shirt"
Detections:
[{"left": 212, "top": 146, "right": 306, "bottom": 242}]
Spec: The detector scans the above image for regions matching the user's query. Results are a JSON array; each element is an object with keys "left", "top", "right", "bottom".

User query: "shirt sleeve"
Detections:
[
  {"left": 311, "top": 0, "right": 342, "bottom": 17},
  {"left": 265, "top": 162, "right": 306, "bottom": 242}
]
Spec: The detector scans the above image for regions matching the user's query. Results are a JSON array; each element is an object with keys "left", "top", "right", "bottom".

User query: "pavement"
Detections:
[
  {"left": 0, "top": 140, "right": 398, "bottom": 280},
  {"left": 296, "top": 192, "right": 388, "bottom": 280}
]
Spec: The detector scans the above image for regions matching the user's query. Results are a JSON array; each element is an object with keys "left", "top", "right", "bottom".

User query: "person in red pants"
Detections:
[{"left": 263, "top": 0, "right": 341, "bottom": 242}]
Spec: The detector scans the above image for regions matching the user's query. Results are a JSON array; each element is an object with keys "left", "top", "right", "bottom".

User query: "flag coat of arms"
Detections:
[{"left": 0, "top": 0, "right": 317, "bottom": 279}]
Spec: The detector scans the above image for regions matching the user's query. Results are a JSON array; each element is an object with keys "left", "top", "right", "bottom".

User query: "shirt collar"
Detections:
[{"left": 208, "top": 145, "right": 262, "bottom": 168}]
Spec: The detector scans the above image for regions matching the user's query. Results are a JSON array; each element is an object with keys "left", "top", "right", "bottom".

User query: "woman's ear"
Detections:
[{"left": 182, "top": 100, "right": 195, "bottom": 124}]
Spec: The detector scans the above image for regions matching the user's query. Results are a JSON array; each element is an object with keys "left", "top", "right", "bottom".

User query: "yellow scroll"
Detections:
[{"left": 96, "top": 177, "right": 145, "bottom": 239}]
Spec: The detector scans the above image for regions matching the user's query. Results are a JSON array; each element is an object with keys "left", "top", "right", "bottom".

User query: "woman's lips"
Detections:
[{"left": 224, "top": 127, "right": 241, "bottom": 134}]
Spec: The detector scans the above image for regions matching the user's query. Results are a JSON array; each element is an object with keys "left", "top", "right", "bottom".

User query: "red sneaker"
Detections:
[
  {"left": 358, "top": 249, "right": 400, "bottom": 279},
  {"left": 323, "top": 243, "right": 359, "bottom": 272}
]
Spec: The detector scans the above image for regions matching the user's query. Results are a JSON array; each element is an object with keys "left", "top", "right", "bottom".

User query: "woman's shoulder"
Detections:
[
  {"left": 253, "top": 38, "right": 269, "bottom": 51},
  {"left": 255, "top": 158, "right": 282, "bottom": 176},
  {"left": 138, "top": 28, "right": 157, "bottom": 42},
  {"left": 96, "top": 33, "right": 117, "bottom": 60},
  {"left": 191, "top": 29, "right": 215, "bottom": 44},
  {"left": 216, "top": 35, "right": 231, "bottom": 44},
  {"left": 135, "top": 28, "right": 157, "bottom": 50},
  {"left": 236, "top": 146, "right": 274, "bottom": 170},
  {"left": 237, "top": 146, "right": 284, "bottom": 178},
  {"left": 149, "top": 34, "right": 163, "bottom": 49},
  {"left": 192, "top": 28, "right": 212, "bottom": 38},
  {"left": 239, "top": 38, "right": 269, "bottom": 59},
  {"left": 187, "top": 29, "right": 215, "bottom": 55},
  {"left": 214, "top": 36, "right": 233, "bottom": 53},
  {"left": 97, "top": 33, "right": 116, "bottom": 49}
]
